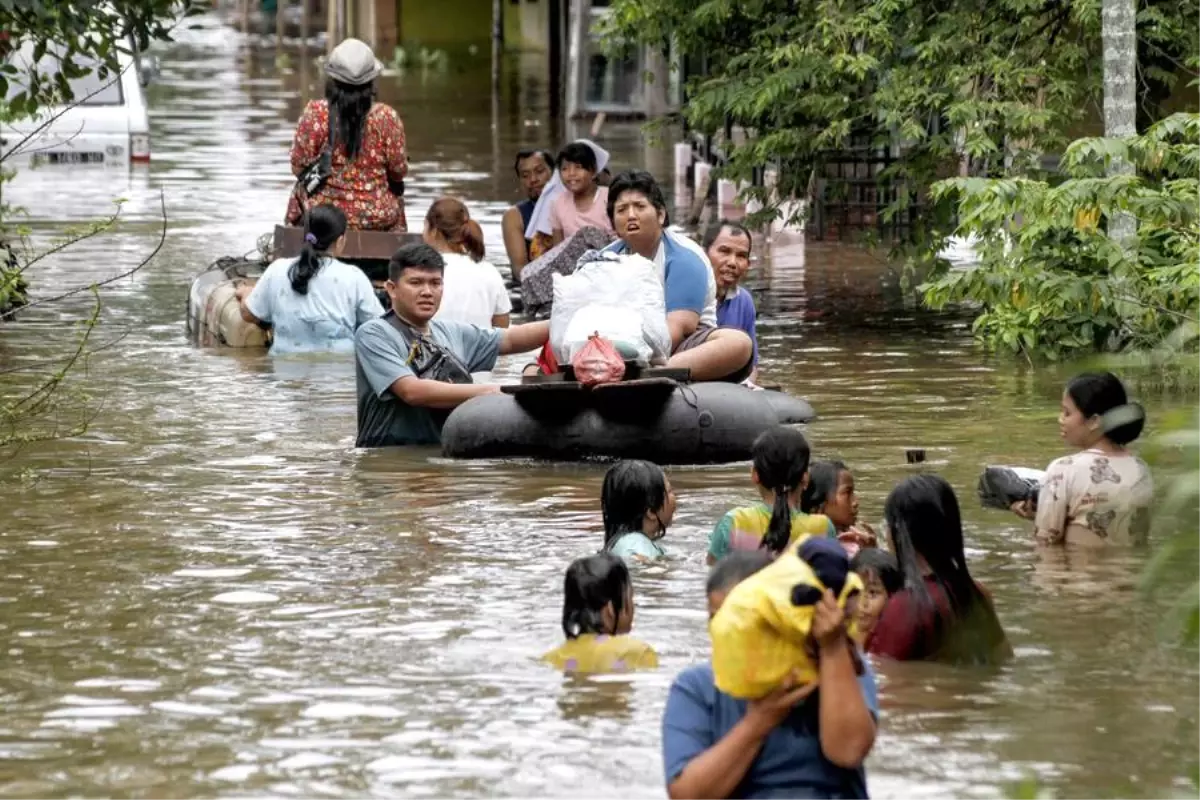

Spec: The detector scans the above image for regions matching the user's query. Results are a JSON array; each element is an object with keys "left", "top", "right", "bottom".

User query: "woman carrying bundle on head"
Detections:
[
  {"left": 285, "top": 38, "right": 408, "bottom": 232},
  {"left": 1012, "top": 371, "right": 1153, "bottom": 547},
  {"left": 707, "top": 426, "right": 837, "bottom": 565},
  {"left": 236, "top": 204, "right": 381, "bottom": 354}
]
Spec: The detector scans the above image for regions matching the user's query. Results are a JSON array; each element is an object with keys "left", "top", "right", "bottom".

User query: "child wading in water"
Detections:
[
  {"left": 601, "top": 460, "right": 676, "bottom": 562},
  {"left": 542, "top": 553, "right": 658, "bottom": 674},
  {"left": 801, "top": 460, "right": 877, "bottom": 557},
  {"left": 707, "top": 426, "right": 835, "bottom": 565},
  {"left": 850, "top": 548, "right": 902, "bottom": 645}
]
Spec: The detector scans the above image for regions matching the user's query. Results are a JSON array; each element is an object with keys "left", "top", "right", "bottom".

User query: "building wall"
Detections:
[
  {"left": 398, "top": 0, "right": 491, "bottom": 48},
  {"left": 397, "top": 0, "right": 551, "bottom": 51},
  {"left": 505, "top": 0, "right": 551, "bottom": 52}
]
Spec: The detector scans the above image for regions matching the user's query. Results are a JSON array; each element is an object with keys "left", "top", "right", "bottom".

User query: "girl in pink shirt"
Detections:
[{"left": 549, "top": 141, "right": 615, "bottom": 244}]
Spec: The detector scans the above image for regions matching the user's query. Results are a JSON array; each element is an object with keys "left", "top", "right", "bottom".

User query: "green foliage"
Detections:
[
  {"left": 602, "top": 0, "right": 1198, "bottom": 234},
  {"left": 1139, "top": 403, "right": 1200, "bottom": 648},
  {"left": 922, "top": 113, "right": 1200, "bottom": 359},
  {"left": 0, "top": 1, "right": 199, "bottom": 319},
  {"left": 0, "top": 0, "right": 203, "bottom": 118}
]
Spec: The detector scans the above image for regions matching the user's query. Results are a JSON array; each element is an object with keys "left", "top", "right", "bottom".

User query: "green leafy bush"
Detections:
[{"left": 921, "top": 113, "right": 1200, "bottom": 359}]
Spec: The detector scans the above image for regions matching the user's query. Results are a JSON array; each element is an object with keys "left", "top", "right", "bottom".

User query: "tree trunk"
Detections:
[{"left": 1102, "top": 0, "right": 1137, "bottom": 244}]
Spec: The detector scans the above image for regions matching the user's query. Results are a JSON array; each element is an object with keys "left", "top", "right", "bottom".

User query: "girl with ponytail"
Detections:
[
  {"left": 236, "top": 203, "right": 382, "bottom": 354},
  {"left": 868, "top": 475, "right": 1011, "bottom": 665},
  {"left": 706, "top": 426, "right": 836, "bottom": 564},
  {"left": 541, "top": 553, "right": 659, "bottom": 674},
  {"left": 423, "top": 196, "right": 512, "bottom": 329}
]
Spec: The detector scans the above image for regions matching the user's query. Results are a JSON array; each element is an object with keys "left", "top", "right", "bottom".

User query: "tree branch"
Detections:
[
  {"left": 0, "top": 189, "right": 165, "bottom": 321},
  {"left": 12, "top": 203, "right": 124, "bottom": 278}
]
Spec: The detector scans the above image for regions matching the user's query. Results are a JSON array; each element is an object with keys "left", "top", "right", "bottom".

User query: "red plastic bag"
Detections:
[{"left": 571, "top": 333, "right": 626, "bottom": 387}]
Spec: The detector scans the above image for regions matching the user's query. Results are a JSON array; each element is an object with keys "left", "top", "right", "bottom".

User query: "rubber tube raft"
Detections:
[{"left": 440, "top": 381, "right": 816, "bottom": 465}]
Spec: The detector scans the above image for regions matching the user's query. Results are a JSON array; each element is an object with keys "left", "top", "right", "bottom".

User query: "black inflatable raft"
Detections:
[{"left": 440, "top": 374, "right": 816, "bottom": 465}]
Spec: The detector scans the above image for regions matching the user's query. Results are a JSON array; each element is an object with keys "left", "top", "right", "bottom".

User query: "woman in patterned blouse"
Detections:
[
  {"left": 285, "top": 38, "right": 408, "bottom": 232},
  {"left": 1012, "top": 372, "right": 1153, "bottom": 546}
]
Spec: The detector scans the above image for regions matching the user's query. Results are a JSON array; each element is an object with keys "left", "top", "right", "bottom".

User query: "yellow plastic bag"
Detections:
[{"left": 709, "top": 538, "right": 863, "bottom": 699}]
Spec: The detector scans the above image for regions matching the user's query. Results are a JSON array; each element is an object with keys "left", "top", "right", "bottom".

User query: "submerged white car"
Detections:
[{"left": 1, "top": 39, "right": 154, "bottom": 169}]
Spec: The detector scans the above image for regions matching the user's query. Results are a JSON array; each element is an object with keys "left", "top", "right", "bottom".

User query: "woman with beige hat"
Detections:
[{"left": 285, "top": 38, "right": 409, "bottom": 232}]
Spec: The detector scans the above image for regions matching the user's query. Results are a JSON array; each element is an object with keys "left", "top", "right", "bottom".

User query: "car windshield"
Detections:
[{"left": 3, "top": 43, "right": 124, "bottom": 107}]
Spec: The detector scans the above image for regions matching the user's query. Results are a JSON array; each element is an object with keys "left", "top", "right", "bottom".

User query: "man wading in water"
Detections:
[{"left": 354, "top": 243, "right": 549, "bottom": 447}]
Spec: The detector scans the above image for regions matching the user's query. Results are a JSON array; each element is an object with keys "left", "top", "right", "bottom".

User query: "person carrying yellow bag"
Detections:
[
  {"left": 661, "top": 548, "right": 877, "bottom": 799},
  {"left": 709, "top": 537, "right": 864, "bottom": 698}
]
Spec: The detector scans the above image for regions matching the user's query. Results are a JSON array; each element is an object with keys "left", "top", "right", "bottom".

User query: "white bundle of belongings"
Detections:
[{"left": 549, "top": 250, "right": 672, "bottom": 367}]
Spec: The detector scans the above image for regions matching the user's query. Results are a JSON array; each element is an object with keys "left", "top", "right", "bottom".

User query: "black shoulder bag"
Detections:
[
  {"left": 384, "top": 312, "right": 474, "bottom": 386},
  {"left": 296, "top": 108, "right": 336, "bottom": 206}
]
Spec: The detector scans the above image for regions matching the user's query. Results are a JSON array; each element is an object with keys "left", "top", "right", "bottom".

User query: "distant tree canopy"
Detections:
[{"left": 601, "top": 0, "right": 1199, "bottom": 237}]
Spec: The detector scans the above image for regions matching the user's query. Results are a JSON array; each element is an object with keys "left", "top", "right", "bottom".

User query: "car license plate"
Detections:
[{"left": 32, "top": 151, "right": 105, "bottom": 166}]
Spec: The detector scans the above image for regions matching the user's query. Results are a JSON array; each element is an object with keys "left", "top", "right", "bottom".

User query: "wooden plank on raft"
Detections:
[{"left": 272, "top": 225, "right": 421, "bottom": 260}]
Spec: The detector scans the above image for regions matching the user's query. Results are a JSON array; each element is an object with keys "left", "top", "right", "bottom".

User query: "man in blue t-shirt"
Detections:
[
  {"left": 662, "top": 552, "right": 878, "bottom": 799},
  {"left": 354, "top": 243, "right": 549, "bottom": 447},
  {"left": 704, "top": 219, "right": 760, "bottom": 383},
  {"left": 602, "top": 171, "right": 753, "bottom": 383}
]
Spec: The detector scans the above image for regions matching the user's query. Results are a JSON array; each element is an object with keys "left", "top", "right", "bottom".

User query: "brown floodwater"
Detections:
[{"left": 0, "top": 13, "right": 1196, "bottom": 799}]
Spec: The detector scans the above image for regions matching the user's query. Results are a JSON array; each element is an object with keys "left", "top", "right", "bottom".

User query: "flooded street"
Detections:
[{"left": 1, "top": 14, "right": 1197, "bottom": 798}]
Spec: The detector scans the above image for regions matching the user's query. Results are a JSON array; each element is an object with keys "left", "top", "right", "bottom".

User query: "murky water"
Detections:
[{"left": 1, "top": 14, "right": 1197, "bottom": 799}]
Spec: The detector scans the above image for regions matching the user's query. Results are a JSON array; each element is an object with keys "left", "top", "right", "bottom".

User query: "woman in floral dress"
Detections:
[{"left": 285, "top": 38, "right": 408, "bottom": 232}]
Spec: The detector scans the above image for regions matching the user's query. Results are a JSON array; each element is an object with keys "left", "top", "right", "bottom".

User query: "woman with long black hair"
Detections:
[
  {"left": 867, "top": 474, "right": 1012, "bottom": 664},
  {"left": 236, "top": 204, "right": 381, "bottom": 353},
  {"left": 285, "top": 38, "right": 408, "bottom": 232}
]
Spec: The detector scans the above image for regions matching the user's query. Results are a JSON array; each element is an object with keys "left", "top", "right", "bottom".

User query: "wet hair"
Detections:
[
  {"left": 325, "top": 79, "right": 376, "bottom": 162},
  {"left": 706, "top": 550, "right": 773, "bottom": 596},
  {"left": 851, "top": 547, "right": 903, "bottom": 595},
  {"left": 425, "top": 197, "right": 485, "bottom": 262},
  {"left": 1066, "top": 372, "right": 1146, "bottom": 445},
  {"left": 606, "top": 169, "right": 669, "bottom": 227},
  {"left": 751, "top": 426, "right": 812, "bottom": 555},
  {"left": 561, "top": 553, "right": 631, "bottom": 639},
  {"left": 884, "top": 474, "right": 1009, "bottom": 665},
  {"left": 702, "top": 220, "right": 752, "bottom": 251},
  {"left": 800, "top": 460, "right": 848, "bottom": 514},
  {"left": 557, "top": 141, "right": 598, "bottom": 173},
  {"left": 289, "top": 204, "right": 347, "bottom": 295},
  {"left": 601, "top": 459, "right": 669, "bottom": 551},
  {"left": 514, "top": 148, "right": 554, "bottom": 174},
  {"left": 388, "top": 242, "right": 445, "bottom": 281}
]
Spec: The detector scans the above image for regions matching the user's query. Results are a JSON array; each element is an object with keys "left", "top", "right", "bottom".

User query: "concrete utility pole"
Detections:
[
  {"left": 1102, "top": 0, "right": 1137, "bottom": 245},
  {"left": 491, "top": 0, "right": 503, "bottom": 92},
  {"left": 565, "top": 0, "right": 589, "bottom": 120}
]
